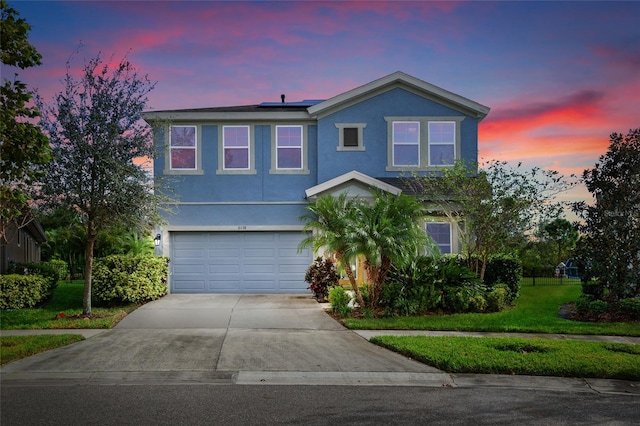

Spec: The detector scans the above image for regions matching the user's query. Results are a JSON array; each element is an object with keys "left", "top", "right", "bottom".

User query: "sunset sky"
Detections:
[{"left": 7, "top": 0, "right": 640, "bottom": 207}]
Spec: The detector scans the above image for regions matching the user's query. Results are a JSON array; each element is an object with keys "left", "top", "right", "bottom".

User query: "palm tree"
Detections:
[
  {"left": 300, "top": 190, "right": 438, "bottom": 310},
  {"left": 351, "top": 190, "right": 438, "bottom": 308},
  {"left": 299, "top": 193, "right": 366, "bottom": 307}
]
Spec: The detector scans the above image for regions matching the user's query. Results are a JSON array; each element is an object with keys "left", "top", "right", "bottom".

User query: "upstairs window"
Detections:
[
  {"left": 392, "top": 121, "right": 420, "bottom": 166},
  {"left": 276, "top": 125, "right": 303, "bottom": 169},
  {"left": 170, "top": 126, "right": 197, "bottom": 170},
  {"left": 343, "top": 128, "right": 358, "bottom": 147},
  {"left": 428, "top": 121, "right": 455, "bottom": 166},
  {"left": 336, "top": 123, "right": 366, "bottom": 151},
  {"left": 426, "top": 222, "right": 452, "bottom": 254},
  {"left": 223, "top": 126, "right": 250, "bottom": 170}
]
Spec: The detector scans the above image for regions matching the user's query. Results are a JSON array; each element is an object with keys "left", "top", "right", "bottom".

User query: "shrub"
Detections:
[
  {"left": 92, "top": 255, "right": 169, "bottom": 304},
  {"left": 328, "top": 286, "right": 352, "bottom": 317},
  {"left": 486, "top": 284, "right": 509, "bottom": 312},
  {"left": 0, "top": 274, "right": 49, "bottom": 310},
  {"left": 48, "top": 259, "right": 69, "bottom": 282},
  {"left": 435, "top": 257, "right": 485, "bottom": 313},
  {"left": 575, "top": 295, "right": 609, "bottom": 317},
  {"left": 483, "top": 254, "right": 522, "bottom": 303},
  {"left": 9, "top": 261, "right": 60, "bottom": 296},
  {"left": 616, "top": 298, "right": 640, "bottom": 320},
  {"left": 304, "top": 257, "right": 340, "bottom": 302},
  {"left": 382, "top": 256, "right": 441, "bottom": 316},
  {"left": 581, "top": 279, "right": 605, "bottom": 299},
  {"left": 469, "top": 294, "right": 488, "bottom": 312}
]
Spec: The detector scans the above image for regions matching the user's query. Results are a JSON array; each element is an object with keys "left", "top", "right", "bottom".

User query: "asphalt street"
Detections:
[{"left": 2, "top": 384, "right": 639, "bottom": 425}]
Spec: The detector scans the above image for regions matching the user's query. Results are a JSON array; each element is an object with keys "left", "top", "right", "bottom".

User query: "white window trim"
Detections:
[
  {"left": 165, "top": 125, "right": 203, "bottom": 175},
  {"left": 217, "top": 125, "right": 256, "bottom": 175},
  {"left": 335, "top": 123, "right": 366, "bottom": 151},
  {"left": 270, "top": 124, "right": 310, "bottom": 174},
  {"left": 428, "top": 121, "right": 456, "bottom": 167},
  {"left": 391, "top": 121, "right": 420, "bottom": 167},
  {"left": 385, "top": 116, "right": 464, "bottom": 171},
  {"left": 426, "top": 221, "right": 453, "bottom": 254}
]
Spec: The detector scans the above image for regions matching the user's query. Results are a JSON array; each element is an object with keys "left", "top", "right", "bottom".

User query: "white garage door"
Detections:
[{"left": 170, "top": 231, "right": 312, "bottom": 293}]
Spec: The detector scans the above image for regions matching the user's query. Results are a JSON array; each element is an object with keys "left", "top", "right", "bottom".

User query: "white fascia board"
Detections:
[
  {"left": 305, "top": 170, "right": 402, "bottom": 199},
  {"left": 308, "top": 71, "right": 490, "bottom": 120},
  {"left": 161, "top": 225, "right": 307, "bottom": 232},
  {"left": 142, "top": 111, "right": 312, "bottom": 122}
]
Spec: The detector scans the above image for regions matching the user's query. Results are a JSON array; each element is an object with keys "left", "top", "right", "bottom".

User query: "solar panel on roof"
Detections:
[{"left": 259, "top": 99, "right": 325, "bottom": 107}]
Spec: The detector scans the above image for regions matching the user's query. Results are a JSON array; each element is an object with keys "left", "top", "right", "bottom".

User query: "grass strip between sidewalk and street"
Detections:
[
  {"left": 342, "top": 285, "right": 640, "bottom": 336},
  {"left": 0, "top": 334, "right": 85, "bottom": 366},
  {"left": 371, "top": 335, "right": 640, "bottom": 380}
]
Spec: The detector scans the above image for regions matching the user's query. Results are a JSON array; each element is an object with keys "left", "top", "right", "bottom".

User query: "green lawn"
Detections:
[
  {"left": 371, "top": 335, "right": 640, "bottom": 380},
  {"left": 1, "top": 334, "right": 84, "bottom": 366},
  {"left": 1, "top": 281, "right": 139, "bottom": 330},
  {"left": 342, "top": 285, "right": 640, "bottom": 336}
]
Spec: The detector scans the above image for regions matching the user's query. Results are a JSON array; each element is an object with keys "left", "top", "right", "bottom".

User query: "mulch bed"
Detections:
[{"left": 560, "top": 302, "right": 638, "bottom": 323}]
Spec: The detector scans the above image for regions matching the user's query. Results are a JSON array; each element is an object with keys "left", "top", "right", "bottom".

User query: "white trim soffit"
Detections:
[{"left": 305, "top": 170, "right": 402, "bottom": 199}]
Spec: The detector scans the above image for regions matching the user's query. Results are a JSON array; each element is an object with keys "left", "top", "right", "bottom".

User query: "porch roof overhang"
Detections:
[{"left": 305, "top": 170, "right": 402, "bottom": 201}]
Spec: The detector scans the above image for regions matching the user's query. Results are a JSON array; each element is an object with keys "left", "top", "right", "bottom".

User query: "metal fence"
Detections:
[{"left": 521, "top": 266, "right": 581, "bottom": 286}]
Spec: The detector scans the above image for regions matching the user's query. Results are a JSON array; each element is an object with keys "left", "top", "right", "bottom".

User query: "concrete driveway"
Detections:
[{"left": 2, "top": 294, "right": 447, "bottom": 385}]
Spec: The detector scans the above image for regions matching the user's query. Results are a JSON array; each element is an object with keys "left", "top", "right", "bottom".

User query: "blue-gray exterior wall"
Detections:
[
  {"left": 316, "top": 87, "right": 479, "bottom": 182},
  {"left": 153, "top": 87, "right": 480, "bottom": 227},
  {"left": 155, "top": 124, "right": 317, "bottom": 227}
]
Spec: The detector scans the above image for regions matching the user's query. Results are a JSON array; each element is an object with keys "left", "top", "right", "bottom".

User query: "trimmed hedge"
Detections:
[
  {"left": 0, "top": 274, "right": 49, "bottom": 310},
  {"left": 9, "top": 261, "right": 61, "bottom": 296},
  {"left": 92, "top": 255, "right": 169, "bottom": 304}
]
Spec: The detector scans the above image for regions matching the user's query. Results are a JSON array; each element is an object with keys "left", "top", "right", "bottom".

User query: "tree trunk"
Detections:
[
  {"left": 479, "top": 251, "right": 489, "bottom": 281},
  {"left": 341, "top": 254, "right": 365, "bottom": 308},
  {"left": 83, "top": 222, "right": 97, "bottom": 316}
]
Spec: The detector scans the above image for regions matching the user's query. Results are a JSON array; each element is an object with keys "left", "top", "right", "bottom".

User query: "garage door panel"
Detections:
[
  {"left": 208, "top": 281, "right": 241, "bottom": 291},
  {"left": 173, "top": 280, "right": 206, "bottom": 291},
  {"left": 174, "top": 265, "right": 205, "bottom": 274},
  {"left": 171, "top": 231, "right": 311, "bottom": 293}
]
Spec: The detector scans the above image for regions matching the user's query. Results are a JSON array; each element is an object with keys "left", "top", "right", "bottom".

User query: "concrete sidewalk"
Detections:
[{"left": 2, "top": 294, "right": 639, "bottom": 394}]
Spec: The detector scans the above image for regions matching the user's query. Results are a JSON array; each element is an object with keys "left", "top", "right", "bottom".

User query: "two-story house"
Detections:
[{"left": 142, "top": 72, "right": 489, "bottom": 294}]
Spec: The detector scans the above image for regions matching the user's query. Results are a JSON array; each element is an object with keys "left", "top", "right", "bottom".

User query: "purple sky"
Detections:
[{"left": 7, "top": 0, "right": 640, "bottom": 205}]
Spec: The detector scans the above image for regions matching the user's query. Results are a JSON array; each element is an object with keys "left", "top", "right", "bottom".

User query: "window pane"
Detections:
[
  {"left": 393, "top": 122, "right": 419, "bottom": 143},
  {"left": 277, "top": 126, "right": 302, "bottom": 147},
  {"left": 343, "top": 128, "right": 358, "bottom": 147},
  {"left": 428, "top": 122, "right": 455, "bottom": 143},
  {"left": 171, "top": 126, "right": 196, "bottom": 147},
  {"left": 426, "top": 223, "right": 451, "bottom": 254},
  {"left": 430, "top": 144, "right": 455, "bottom": 165},
  {"left": 171, "top": 148, "right": 196, "bottom": 169},
  {"left": 394, "top": 145, "right": 419, "bottom": 166},
  {"left": 224, "top": 126, "right": 249, "bottom": 147},
  {"left": 224, "top": 148, "right": 249, "bottom": 169},
  {"left": 278, "top": 147, "right": 302, "bottom": 169}
]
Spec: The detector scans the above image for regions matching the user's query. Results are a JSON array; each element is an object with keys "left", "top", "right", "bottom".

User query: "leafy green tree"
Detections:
[
  {"left": 413, "top": 160, "right": 576, "bottom": 279},
  {"left": 36, "top": 53, "right": 163, "bottom": 315},
  {"left": 540, "top": 217, "right": 579, "bottom": 266},
  {"left": 0, "top": 0, "right": 50, "bottom": 245},
  {"left": 300, "top": 190, "right": 436, "bottom": 309},
  {"left": 573, "top": 128, "right": 640, "bottom": 299}
]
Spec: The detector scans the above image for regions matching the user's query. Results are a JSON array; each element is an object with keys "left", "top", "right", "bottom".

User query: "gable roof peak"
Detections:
[{"left": 308, "top": 71, "right": 490, "bottom": 120}]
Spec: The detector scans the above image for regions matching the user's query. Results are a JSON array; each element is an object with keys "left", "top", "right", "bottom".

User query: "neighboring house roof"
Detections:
[
  {"left": 25, "top": 218, "right": 47, "bottom": 244},
  {"left": 308, "top": 71, "right": 490, "bottom": 120},
  {"left": 305, "top": 170, "right": 402, "bottom": 200}
]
